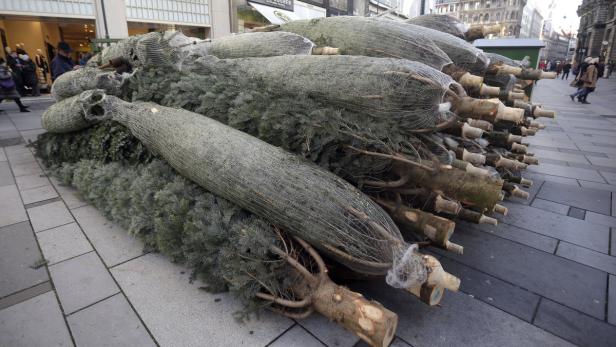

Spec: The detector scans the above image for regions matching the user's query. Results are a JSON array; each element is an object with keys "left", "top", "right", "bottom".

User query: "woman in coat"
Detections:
[
  {"left": 578, "top": 58, "right": 599, "bottom": 104},
  {"left": 0, "top": 58, "right": 29, "bottom": 112}
]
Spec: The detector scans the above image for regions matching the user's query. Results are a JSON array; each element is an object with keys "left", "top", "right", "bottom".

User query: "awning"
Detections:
[{"left": 249, "top": 2, "right": 300, "bottom": 24}]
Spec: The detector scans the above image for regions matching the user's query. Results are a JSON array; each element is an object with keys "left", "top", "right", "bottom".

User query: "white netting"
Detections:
[
  {"left": 51, "top": 67, "right": 125, "bottom": 101},
  {"left": 41, "top": 90, "right": 429, "bottom": 284},
  {"left": 279, "top": 16, "right": 453, "bottom": 71},
  {"left": 406, "top": 14, "right": 469, "bottom": 40},
  {"left": 386, "top": 244, "right": 427, "bottom": 289}
]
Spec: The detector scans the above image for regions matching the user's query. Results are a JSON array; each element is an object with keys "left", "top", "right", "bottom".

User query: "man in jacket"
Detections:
[
  {"left": 50, "top": 42, "right": 75, "bottom": 81},
  {"left": 578, "top": 58, "right": 599, "bottom": 104}
]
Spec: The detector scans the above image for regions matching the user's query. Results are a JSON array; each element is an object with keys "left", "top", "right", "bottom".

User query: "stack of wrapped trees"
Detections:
[{"left": 39, "top": 14, "right": 556, "bottom": 346}]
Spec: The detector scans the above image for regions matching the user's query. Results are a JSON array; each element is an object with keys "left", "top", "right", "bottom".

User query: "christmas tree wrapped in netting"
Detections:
[{"left": 406, "top": 14, "right": 501, "bottom": 41}]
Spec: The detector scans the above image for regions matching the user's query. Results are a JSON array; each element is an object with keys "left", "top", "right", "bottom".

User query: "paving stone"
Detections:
[
  {"left": 434, "top": 227, "right": 607, "bottom": 319},
  {"left": 567, "top": 207, "right": 586, "bottom": 220},
  {"left": 3, "top": 144, "right": 31, "bottom": 156},
  {"left": 36, "top": 223, "right": 93, "bottom": 265},
  {"left": 556, "top": 241, "right": 616, "bottom": 275},
  {"left": 503, "top": 204, "right": 610, "bottom": 253},
  {"left": 579, "top": 180, "right": 616, "bottom": 193},
  {"left": 458, "top": 221, "right": 558, "bottom": 253},
  {"left": 15, "top": 173, "right": 50, "bottom": 191},
  {"left": 349, "top": 280, "right": 572, "bottom": 347},
  {"left": 73, "top": 205, "right": 144, "bottom": 267},
  {"left": 297, "top": 311, "right": 359, "bottom": 347},
  {"left": 599, "top": 170, "right": 616, "bottom": 185},
  {"left": 0, "top": 184, "right": 28, "bottom": 227},
  {"left": 585, "top": 211, "right": 616, "bottom": 228},
  {"left": 0, "top": 221, "right": 48, "bottom": 298},
  {"left": 529, "top": 163, "right": 605, "bottom": 182},
  {"left": 0, "top": 281, "right": 52, "bottom": 311},
  {"left": 111, "top": 253, "right": 292, "bottom": 346},
  {"left": 528, "top": 150, "right": 588, "bottom": 165},
  {"left": 537, "top": 181, "right": 611, "bottom": 215},
  {"left": 609, "top": 275, "right": 616, "bottom": 326},
  {"left": 9, "top": 114, "right": 43, "bottom": 131},
  {"left": 530, "top": 198, "right": 569, "bottom": 215},
  {"left": 524, "top": 172, "right": 580, "bottom": 186},
  {"left": 10, "top": 160, "right": 43, "bottom": 177},
  {"left": 0, "top": 148, "right": 5, "bottom": 162},
  {"left": 51, "top": 179, "right": 87, "bottom": 209},
  {"left": 0, "top": 161, "right": 14, "bottom": 187},
  {"left": 19, "top": 128, "right": 46, "bottom": 143},
  {"left": 356, "top": 337, "right": 414, "bottom": 347},
  {"left": 0, "top": 130, "right": 21, "bottom": 146},
  {"left": 438, "top": 257, "right": 540, "bottom": 322},
  {"left": 6, "top": 150, "right": 36, "bottom": 165},
  {"left": 534, "top": 299, "right": 616, "bottom": 347},
  {"left": 0, "top": 291, "right": 72, "bottom": 347},
  {"left": 49, "top": 251, "right": 119, "bottom": 314},
  {"left": 270, "top": 325, "right": 325, "bottom": 347},
  {"left": 27, "top": 200, "right": 73, "bottom": 232},
  {"left": 68, "top": 293, "right": 156, "bottom": 347},
  {"left": 20, "top": 185, "right": 59, "bottom": 205},
  {"left": 558, "top": 148, "right": 610, "bottom": 158}
]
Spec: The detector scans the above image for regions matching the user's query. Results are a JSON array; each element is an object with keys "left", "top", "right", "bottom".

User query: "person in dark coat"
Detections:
[
  {"left": 50, "top": 42, "right": 76, "bottom": 81},
  {"left": 561, "top": 62, "right": 572, "bottom": 80},
  {"left": 5, "top": 47, "right": 25, "bottom": 95},
  {"left": 16, "top": 48, "right": 40, "bottom": 96},
  {"left": 0, "top": 58, "right": 29, "bottom": 112}
]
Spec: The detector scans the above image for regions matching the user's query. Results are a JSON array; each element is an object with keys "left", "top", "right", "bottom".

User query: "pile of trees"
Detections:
[{"left": 39, "top": 14, "right": 555, "bottom": 347}]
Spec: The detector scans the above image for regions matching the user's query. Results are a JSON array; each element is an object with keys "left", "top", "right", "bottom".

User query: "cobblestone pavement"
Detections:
[{"left": 1, "top": 77, "right": 616, "bottom": 347}]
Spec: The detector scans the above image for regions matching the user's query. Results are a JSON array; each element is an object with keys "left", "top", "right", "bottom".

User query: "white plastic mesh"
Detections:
[
  {"left": 41, "top": 90, "right": 429, "bottom": 283},
  {"left": 386, "top": 244, "right": 427, "bottom": 289},
  {"left": 406, "top": 14, "right": 469, "bottom": 40},
  {"left": 51, "top": 67, "right": 125, "bottom": 101}
]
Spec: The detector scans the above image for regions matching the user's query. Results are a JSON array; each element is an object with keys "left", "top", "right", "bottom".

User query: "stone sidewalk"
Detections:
[{"left": 1, "top": 77, "right": 616, "bottom": 347}]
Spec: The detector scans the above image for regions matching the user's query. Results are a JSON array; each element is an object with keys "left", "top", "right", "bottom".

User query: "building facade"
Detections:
[
  {"left": 540, "top": 31, "right": 570, "bottom": 61},
  {"left": 433, "top": 0, "right": 527, "bottom": 37},
  {"left": 519, "top": 3, "right": 542, "bottom": 38},
  {"left": 576, "top": 0, "right": 616, "bottom": 64}
]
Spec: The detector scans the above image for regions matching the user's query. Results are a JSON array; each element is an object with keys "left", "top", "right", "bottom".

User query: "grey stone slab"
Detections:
[
  {"left": 349, "top": 280, "right": 572, "bottom": 347},
  {"left": 585, "top": 211, "right": 616, "bottom": 228},
  {"left": 10, "top": 160, "right": 43, "bottom": 177},
  {"left": 51, "top": 179, "right": 88, "bottom": 209},
  {"left": 438, "top": 257, "right": 540, "bottom": 322},
  {"left": 73, "top": 205, "right": 144, "bottom": 267},
  {"left": 19, "top": 128, "right": 46, "bottom": 143},
  {"left": 0, "top": 148, "right": 6, "bottom": 162},
  {"left": 0, "top": 161, "right": 14, "bottom": 187},
  {"left": 356, "top": 337, "right": 413, "bottom": 347},
  {"left": 609, "top": 275, "right": 616, "bottom": 325},
  {"left": 27, "top": 200, "right": 74, "bottom": 232},
  {"left": 529, "top": 163, "right": 605, "bottom": 182},
  {"left": 111, "top": 253, "right": 292, "bottom": 346},
  {"left": 0, "top": 281, "right": 52, "bottom": 311},
  {"left": 67, "top": 293, "right": 156, "bottom": 347},
  {"left": 37, "top": 222, "right": 93, "bottom": 265},
  {"left": 458, "top": 221, "right": 558, "bottom": 253},
  {"left": 0, "top": 184, "right": 28, "bottom": 227},
  {"left": 0, "top": 291, "right": 72, "bottom": 347},
  {"left": 534, "top": 148, "right": 592, "bottom": 164},
  {"left": 534, "top": 299, "right": 616, "bottom": 347},
  {"left": 567, "top": 207, "right": 586, "bottom": 220},
  {"left": 577, "top": 144, "right": 616, "bottom": 156},
  {"left": 297, "top": 312, "right": 359, "bottom": 347},
  {"left": 434, "top": 227, "right": 607, "bottom": 319},
  {"left": 15, "top": 173, "right": 50, "bottom": 191},
  {"left": 531, "top": 198, "right": 569, "bottom": 215},
  {"left": 0, "top": 221, "right": 48, "bottom": 298},
  {"left": 599, "top": 170, "right": 616, "bottom": 185},
  {"left": 49, "top": 251, "right": 119, "bottom": 314},
  {"left": 3, "top": 144, "right": 31, "bottom": 156},
  {"left": 6, "top": 150, "right": 36, "bottom": 165},
  {"left": 503, "top": 204, "right": 610, "bottom": 253},
  {"left": 9, "top": 114, "right": 43, "bottom": 131},
  {"left": 270, "top": 325, "right": 325, "bottom": 347},
  {"left": 524, "top": 172, "right": 580, "bottom": 186},
  {"left": 20, "top": 185, "right": 58, "bottom": 205},
  {"left": 556, "top": 241, "right": 616, "bottom": 275},
  {"left": 579, "top": 180, "right": 616, "bottom": 193},
  {"left": 526, "top": 137, "right": 578, "bottom": 150}
]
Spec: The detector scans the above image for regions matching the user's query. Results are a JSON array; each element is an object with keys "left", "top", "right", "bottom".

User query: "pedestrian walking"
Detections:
[
  {"left": 0, "top": 58, "right": 30, "bottom": 112},
  {"left": 50, "top": 41, "right": 76, "bottom": 81},
  {"left": 16, "top": 48, "right": 40, "bottom": 96},
  {"left": 575, "top": 58, "right": 599, "bottom": 104},
  {"left": 546, "top": 60, "right": 552, "bottom": 71},
  {"left": 607, "top": 60, "right": 615, "bottom": 78},
  {"left": 556, "top": 61, "right": 563, "bottom": 77},
  {"left": 561, "top": 61, "right": 572, "bottom": 80}
]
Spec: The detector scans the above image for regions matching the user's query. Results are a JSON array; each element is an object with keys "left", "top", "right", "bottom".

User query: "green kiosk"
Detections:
[{"left": 474, "top": 38, "right": 545, "bottom": 98}]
